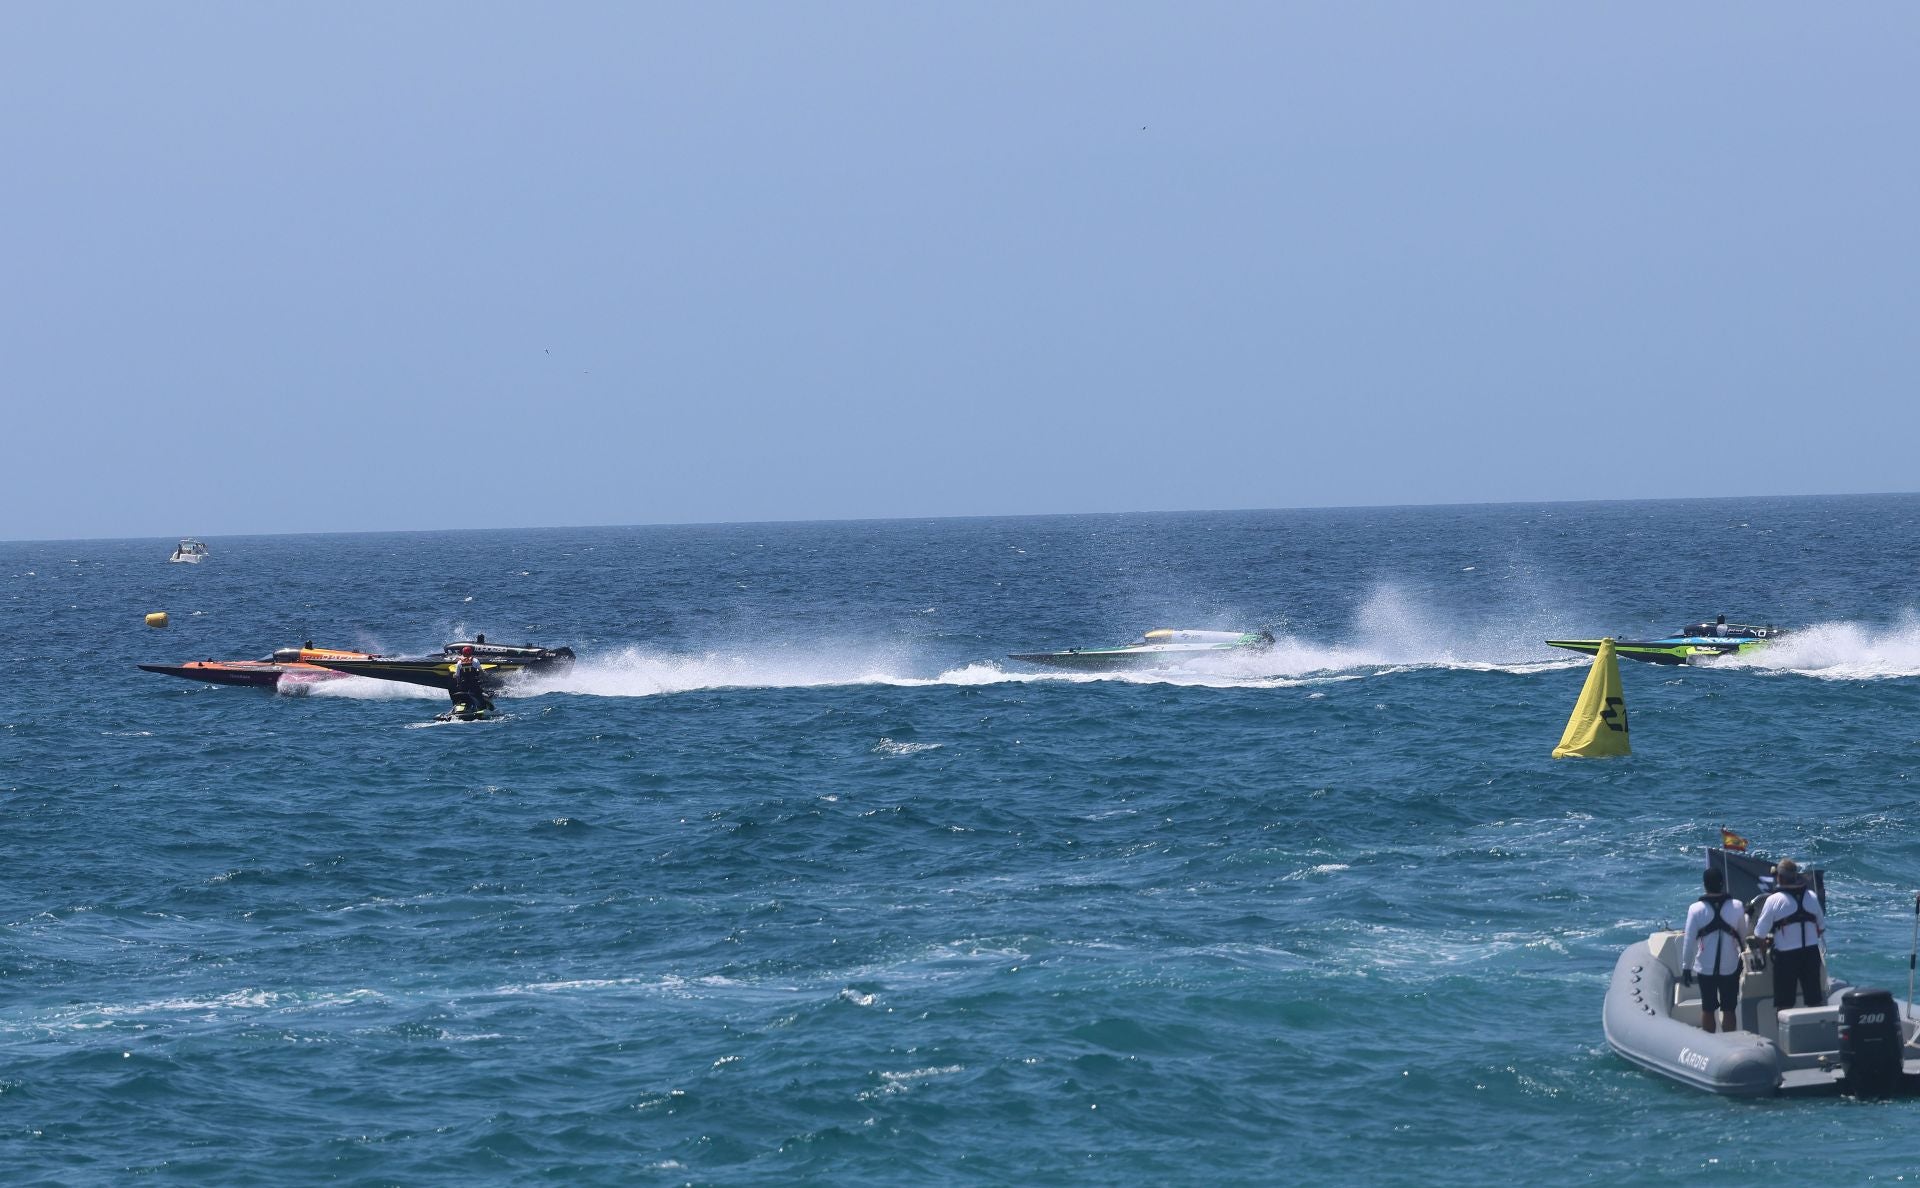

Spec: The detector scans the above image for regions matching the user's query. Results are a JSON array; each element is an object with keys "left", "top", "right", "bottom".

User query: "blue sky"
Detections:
[{"left": 4, "top": 4, "right": 1916, "bottom": 541}]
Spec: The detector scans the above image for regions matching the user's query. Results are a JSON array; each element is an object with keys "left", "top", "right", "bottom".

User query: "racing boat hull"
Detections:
[
  {"left": 138, "top": 661, "right": 309, "bottom": 688},
  {"left": 1010, "top": 629, "right": 1273, "bottom": 671},
  {"left": 1549, "top": 620, "right": 1785, "bottom": 665},
  {"left": 138, "top": 646, "right": 373, "bottom": 688},
  {"left": 316, "top": 659, "right": 502, "bottom": 690},
  {"left": 1008, "top": 645, "right": 1260, "bottom": 670},
  {"left": 1546, "top": 637, "right": 1773, "bottom": 666},
  {"left": 315, "top": 642, "right": 574, "bottom": 691}
]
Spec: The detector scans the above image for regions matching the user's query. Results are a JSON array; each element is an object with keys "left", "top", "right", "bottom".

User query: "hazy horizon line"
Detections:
[{"left": 7, "top": 488, "right": 1914, "bottom": 548}]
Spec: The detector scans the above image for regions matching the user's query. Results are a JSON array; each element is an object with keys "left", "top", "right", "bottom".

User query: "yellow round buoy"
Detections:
[{"left": 145, "top": 611, "right": 169, "bottom": 629}]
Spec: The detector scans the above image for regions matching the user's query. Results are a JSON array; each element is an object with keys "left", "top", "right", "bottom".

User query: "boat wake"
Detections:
[
  {"left": 383, "top": 591, "right": 1577, "bottom": 698},
  {"left": 280, "top": 589, "right": 1609, "bottom": 701},
  {"left": 303, "top": 676, "right": 440, "bottom": 701},
  {"left": 293, "top": 587, "right": 1920, "bottom": 703},
  {"left": 304, "top": 613, "right": 1920, "bottom": 701},
  {"left": 300, "top": 642, "right": 1562, "bottom": 702},
  {"left": 515, "top": 643, "right": 922, "bottom": 699},
  {"left": 919, "top": 662, "right": 1369, "bottom": 691},
  {"left": 1711, "top": 617, "right": 1920, "bottom": 680}
]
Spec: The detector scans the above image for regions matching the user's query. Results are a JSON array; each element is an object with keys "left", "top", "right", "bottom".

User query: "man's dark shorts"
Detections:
[{"left": 1700, "top": 972, "right": 1740, "bottom": 1013}]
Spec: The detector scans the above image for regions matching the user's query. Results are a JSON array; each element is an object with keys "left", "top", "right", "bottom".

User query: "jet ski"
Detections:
[
  {"left": 139, "top": 644, "right": 373, "bottom": 688},
  {"left": 1605, "top": 845, "right": 1920, "bottom": 1098},
  {"left": 313, "top": 638, "right": 575, "bottom": 690},
  {"left": 1547, "top": 617, "right": 1786, "bottom": 666},
  {"left": 1009, "top": 629, "right": 1275, "bottom": 671},
  {"left": 436, "top": 693, "right": 496, "bottom": 723}
]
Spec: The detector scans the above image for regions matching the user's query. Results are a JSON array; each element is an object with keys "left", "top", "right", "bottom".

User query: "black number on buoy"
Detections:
[{"left": 1600, "top": 696, "right": 1629, "bottom": 733}]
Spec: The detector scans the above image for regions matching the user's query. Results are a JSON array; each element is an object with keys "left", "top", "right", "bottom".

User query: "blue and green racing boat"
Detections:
[
  {"left": 1009, "top": 628, "right": 1275, "bottom": 671},
  {"left": 1547, "top": 617, "right": 1787, "bottom": 666}
]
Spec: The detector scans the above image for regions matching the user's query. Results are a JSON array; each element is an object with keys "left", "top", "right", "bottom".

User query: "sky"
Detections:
[{"left": 3, "top": 4, "right": 1917, "bottom": 541}]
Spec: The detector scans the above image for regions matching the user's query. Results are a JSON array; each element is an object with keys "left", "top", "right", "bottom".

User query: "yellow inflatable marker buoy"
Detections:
[
  {"left": 145, "top": 611, "right": 169, "bottom": 629},
  {"left": 1553, "top": 637, "right": 1630, "bottom": 758}
]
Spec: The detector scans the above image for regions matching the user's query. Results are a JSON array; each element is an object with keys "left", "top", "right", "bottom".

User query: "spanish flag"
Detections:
[{"left": 1720, "top": 828, "right": 1749, "bottom": 852}]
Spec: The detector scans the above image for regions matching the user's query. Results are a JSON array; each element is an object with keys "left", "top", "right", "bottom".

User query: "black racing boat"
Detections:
[{"left": 314, "top": 638, "right": 575, "bottom": 691}]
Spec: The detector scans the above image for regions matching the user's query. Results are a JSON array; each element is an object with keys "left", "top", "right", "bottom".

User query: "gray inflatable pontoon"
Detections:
[
  {"left": 1607, "top": 845, "right": 1920, "bottom": 1097},
  {"left": 1603, "top": 929, "right": 1920, "bottom": 1096}
]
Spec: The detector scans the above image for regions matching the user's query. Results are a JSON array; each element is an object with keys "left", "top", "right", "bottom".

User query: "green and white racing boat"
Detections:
[
  {"left": 1009, "top": 628, "right": 1275, "bottom": 671},
  {"left": 1547, "top": 617, "right": 1787, "bottom": 666}
]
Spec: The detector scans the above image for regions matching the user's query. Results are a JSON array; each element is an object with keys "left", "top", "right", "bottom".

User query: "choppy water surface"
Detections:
[{"left": 6, "top": 497, "right": 1920, "bottom": 1183}]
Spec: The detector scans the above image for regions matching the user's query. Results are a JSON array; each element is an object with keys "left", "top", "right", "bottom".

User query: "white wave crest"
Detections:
[
  {"left": 1717, "top": 618, "right": 1920, "bottom": 680},
  {"left": 287, "top": 586, "right": 1612, "bottom": 704},
  {"left": 301, "top": 676, "right": 439, "bottom": 700},
  {"left": 517, "top": 644, "right": 923, "bottom": 698},
  {"left": 926, "top": 662, "right": 1372, "bottom": 690}
]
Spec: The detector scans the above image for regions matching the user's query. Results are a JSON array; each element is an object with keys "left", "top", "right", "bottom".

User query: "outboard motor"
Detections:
[{"left": 1838, "top": 988, "right": 1903, "bottom": 1097}]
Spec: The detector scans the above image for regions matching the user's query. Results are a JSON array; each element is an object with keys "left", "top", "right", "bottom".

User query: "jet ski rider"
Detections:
[
  {"left": 450, "top": 645, "right": 495, "bottom": 717},
  {"left": 1680, "top": 866, "right": 1748, "bottom": 1034}
]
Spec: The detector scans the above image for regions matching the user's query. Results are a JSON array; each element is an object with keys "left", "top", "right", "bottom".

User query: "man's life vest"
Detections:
[
  {"left": 1772, "top": 886, "right": 1819, "bottom": 943},
  {"left": 1696, "top": 892, "right": 1738, "bottom": 941}
]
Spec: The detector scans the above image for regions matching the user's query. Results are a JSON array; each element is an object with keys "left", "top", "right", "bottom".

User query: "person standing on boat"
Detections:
[
  {"left": 1753, "top": 858, "right": 1826, "bottom": 1009},
  {"left": 449, "top": 645, "right": 494, "bottom": 717},
  {"left": 1681, "top": 866, "right": 1748, "bottom": 1033}
]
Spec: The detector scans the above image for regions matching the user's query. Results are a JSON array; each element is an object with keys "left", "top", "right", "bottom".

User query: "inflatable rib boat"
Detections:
[{"left": 1604, "top": 847, "right": 1920, "bottom": 1097}]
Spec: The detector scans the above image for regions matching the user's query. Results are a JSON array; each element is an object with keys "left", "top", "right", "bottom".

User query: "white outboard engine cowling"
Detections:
[{"left": 1838, "top": 988, "right": 1903, "bottom": 1097}]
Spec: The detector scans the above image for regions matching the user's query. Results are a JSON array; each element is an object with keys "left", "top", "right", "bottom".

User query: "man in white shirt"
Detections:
[
  {"left": 1681, "top": 866, "right": 1748, "bottom": 1033},
  {"left": 1753, "top": 857, "right": 1826, "bottom": 1010}
]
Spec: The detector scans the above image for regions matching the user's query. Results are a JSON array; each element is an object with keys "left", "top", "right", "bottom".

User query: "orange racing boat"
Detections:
[{"left": 138, "top": 644, "right": 374, "bottom": 689}]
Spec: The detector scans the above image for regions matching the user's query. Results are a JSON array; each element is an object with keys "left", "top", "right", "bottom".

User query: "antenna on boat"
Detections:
[{"left": 1908, "top": 894, "right": 1919, "bottom": 1040}]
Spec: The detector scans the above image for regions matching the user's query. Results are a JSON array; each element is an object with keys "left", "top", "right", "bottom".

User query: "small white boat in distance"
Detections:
[{"left": 168, "top": 539, "right": 209, "bottom": 564}]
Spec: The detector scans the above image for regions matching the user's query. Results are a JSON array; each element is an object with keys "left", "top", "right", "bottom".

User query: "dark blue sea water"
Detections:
[{"left": 7, "top": 496, "right": 1920, "bottom": 1184}]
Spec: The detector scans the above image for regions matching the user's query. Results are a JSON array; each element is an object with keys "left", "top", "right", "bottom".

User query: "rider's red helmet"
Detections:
[{"left": 461, "top": 646, "right": 475, "bottom": 656}]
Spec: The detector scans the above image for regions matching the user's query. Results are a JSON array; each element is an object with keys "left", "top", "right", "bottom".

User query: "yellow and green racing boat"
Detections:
[{"left": 1547, "top": 617, "right": 1786, "bottom": 666}]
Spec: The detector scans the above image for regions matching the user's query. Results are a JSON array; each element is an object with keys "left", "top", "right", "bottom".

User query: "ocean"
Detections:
[{"left": 6, "top": 495, "right": 1920, "bottom": 1184}]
